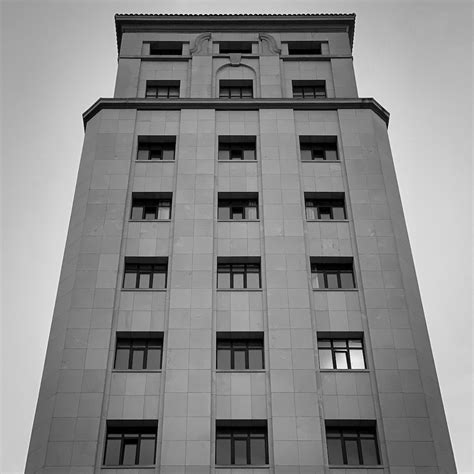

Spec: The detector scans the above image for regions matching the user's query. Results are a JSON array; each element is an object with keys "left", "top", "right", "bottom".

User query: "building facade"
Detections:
[{"left": 26, "top": 14, "right": 456, "bottom": 474}]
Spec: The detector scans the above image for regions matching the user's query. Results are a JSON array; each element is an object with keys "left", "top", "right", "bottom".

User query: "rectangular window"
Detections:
[
  {"left": 219, "top": 80, "right": 253, "bottom": 99},
  {"left": 104, "top": 421, "right": 157, "bottom": 466},
  {"left": 305, "top": 193, "right": 346, "bottom": 220},
  {"left": 219, "top": 41, "right": 253, "bottom": 54},
  {"left": 311, "top": 258, "right": 356, "bottom": 289},
  {"left": 318, "top": 336, "right": 366, "bottom": 370},
  {"left": 137, "top": 136, "right": 176, "bottom": 161},
  {"left": 217, "top": 333, "right": 264, "bottom": 370},
  {"left": 293, "top": 80, "right": 326, "bottom": 98},
  {"left": 149, "top": 41, "right": 183, "bottom": 55},
  {"left": 326, "top": 423, "right": 380, "bottom": 466},
  {"left": 114, "top": 334, "right": 163, "bottom": 370},
  {"left": 300, "top": 136, "right": 338, "bottom": 161},
  {"left": 218, "top": 193, "right": 258, "bottom": 220},
  {"left": 217, "top": 258, "right": 261, "bottom": 289},
  {"left": 216, "top": 421, "right": 268, "bottom": 465},
  {"left": 131, "top": 193, "right": 172, "bottom": 220},
  {"left": 286, "top": 41, "right": 324, "bottom": 55},
  {"left": 123, "top": 257, "right": 168, "bottom": 290},
  {"left": 145, "top": 81, "right": 180, "bottom": 98},
  {"left": 218, "top": 136, "right": 256, "bottom": 161}
]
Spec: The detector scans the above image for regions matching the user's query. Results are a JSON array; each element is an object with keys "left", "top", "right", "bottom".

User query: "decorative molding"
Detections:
[
  {"left": 229, "top": 54, "right": 242, "bottom": 66},
  {"left": 190, "top": 32, "right": 211, "bottom": 55},
  {"left": 259, "top": 33, "right": 281, "bottom": 55}
]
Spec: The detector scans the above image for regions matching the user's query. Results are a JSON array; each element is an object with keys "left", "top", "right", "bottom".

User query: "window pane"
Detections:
[
  {"left": 349, "top": 339, "right": 363, "bottom": 348},
  {"left": 131, "top": 206, "right": 143, "bottom": 219},
  {"left": 234, "top": 438, "right": 247, "bottom": 464},
  {"left": 230, "top": 88, "right": 240, "bottom": 98},
  {"left": 243, "top": 149, "right": 255, "bottom": 160},
  {"left": 218, "top": 272, "right": 230, "bottom": 289},
  {"left": 326, "top": 149, "right": 338, "bottom": 161},
  {"left": 345, "top": 439, "right": 360, "bottom": 465},
  {"left": 138, "top": 273, "right": 151, "bottom": 289},
  {"left": 340, "top": 272, "right": 355, "bottom": 289},
  {"left": 349, "top": 349, "right": 365, "bottom": 369},
  {"left": 139, "top": 437, "right": 156, "bottom": 465},
  {"left": 250, "top": 437, "right": 266, "bottom": 464},
  {"left": 246, "top": 271, "right": 260, "bottom": 289},
  {"left": 327, "top": 438, "right": 344, "bottom": 465},
  {"left": 147, "top": 348, "right": 162, "bottom": 369},
  {"left": 313, "top": 272, "right": 325, "bottom": 289},
  {"left": 233, "top": 272, "right": 244, "bottom": 289},
  {"left": 218, "top": 206, "right": 230, "bottom": 220},
  {"left": 132, "top": 349, "right": 145, "bottom": 370},
  {"left": 318, "top": 348, "right": 334, "bottom": 369},
  {"left": 301, "top": 149, "right": 312, "bottom": 161},
  {"left": 123, "top": 439, "right": 138, "bottom": 465},
  {"left": 326, "top": 273, "right": 339, "bottom": 289},
  {"left": 152, "top": 272, "right": 166, "bottom": 289},
  {"left": 162, "top": 149, "right": 174, "bottom": 160},
  {"left": 218, "top": 150, "right": 230, "bottom": 160},
  {"left": 115, "top": 348, "right": 130, "bottom": 369},
  {"left": 335, "top": 351, "right": 348, "bottom": 369},
  {"left": 242, "top": 88, "right": 253, "bottom": 98},
  {"left": 104, "top": 438, "right": 121, "bottom": 465},
  {"left": 123, "top": 272, "right": 137, "bottom": 289},
  {"left": 144, "top": 207, "right": 156, "bottom": 220},
  {"left": 217, "top": 348, "right": 231, "bottom": 370},
  {"left": 333, "top": 206, "right": 345, "bottom": 219},
  {"left": 216, "top": 438, "right": 231, "bottom": 464},
  {"left": 158, "top": 205, "right": 170, "bottom": 220},
  {"left": 232, "top": 207, "right": 244, "bottom": 220},
  {"left": 230, "top": 149, "right": 243, "bottom": 160},
  {"left": 249, "top": 348, "right": 263, "bottom": 369},
  {"left": 246, "top": 206, "right": 257, "bottom": 220},
  {"left": 319, "top": 207, "right": 331, "bottom": 220},
  {"left": 313, "top": 149, "right": 325, "bottom": 160},
  {"left": 361, "top": 438, "right": 379, "bottom": 465},
  {"left": 306, "top": 206, "right": 317, "bottom": 220},
  {"left": 234, "top": 350, "right": 246, "bottom": 369}
]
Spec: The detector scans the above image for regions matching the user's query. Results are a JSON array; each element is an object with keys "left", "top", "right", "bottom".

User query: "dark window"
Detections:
[
  {"left": 149, "top": 41, "right": 183, "bottom": 55},
  {"left": 218, "top": 136, "right": 256, "bottom": 161},
  {"left": 217, "top": 258, "right": 261, "bottom": 289},
  {"left": 293, "top": 80, "right": 326, "bottom": 98},
  {"left": 216, "top": 422, "right": 268, "bottom": 465},
  {"left": 300, "top": 136, "right": 338, "bottom": 161},
  {"left": 104, "top": 422, "right": 157, "bottom": 466},
  {"left": 305, "top": 193, "right": 346, "bottom": 220},
  {"left": 123, "top": 258, "right": 168, "bottom": 290},
  {"left": 145, "top": 81, "right": 180, "bottom": 98},
  {"left": 137, "top": 136, "right": 176, "bottom": 161},
  {"left": 114, "top": 334, "right": 163, "bottom": 370},
  {"left": 318, "top": 337, "right": 366, "bottom": 370},
  {"left": 311, "top": 258, "right": 355, "bottom": 289},
  {"left": 286, "top": 41, "right": 323, "bottom": 55},
  {"left": 131, "top": 193, "right": 172, "bottom": 220},
  {"left": 219, "top": 42, "right": 253, "bottom": 54},
  {"left": 217, "top": 334, "right": 264, "bottom": 370},
  {"left": 219, "top": 80, "right": 253, "bottom": 99},
  {"left": 218, "top": 193, "right": 258, "bottom": 220},
  {"left": 326, "top": 424, "right": 380, "bottom": 466}
]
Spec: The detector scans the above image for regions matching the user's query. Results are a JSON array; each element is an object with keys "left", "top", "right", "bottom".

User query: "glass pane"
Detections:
[
  {"left": 313, "top": 272, "right": 325, "bottom": 289},
  {"left": 326, "top": 273, "right": 339, "bottom": 289},
  {"left": 335, "top": 351, "right": 348, "bottom": 369},
  {"left": 115, "top": 348, "right": 130, "bottom": 369},
  {"left": 169, "top": 88, "right": 179, "bottom": 98},
  {"left": 232, "top": 207, "right": 244, "bottom": 220},
  {"left": 326, "top": 149, "right": 338, "bottom": 161},
  {"left": 218, "top": 206, "right": 230, "bottom": 220},
  {"left": 132, "top": 349, "right": 145, "bottom": 370},
  {"left": 340, "top": 272, "right": 355, "bottom": 289},
  {"left": 234, "top": 438, "right": 247, "bottom": 464},
  {"left": 246, "top": 272, "right": 260, "bottom": 289},
  {"left": 246, "top": 206, "right": 257, "bottom": 220},
  {"left": 157, "top": 88, "right": 168, "bottom": 98},
  {"left": 327, "top": 438, "right": 344, "bottom": 465},
  {"left": 349, "top": 339, "right": 363, "bottom": 348},
  {"left": 216, "top": 437, "right": 231, "bottom": 464},
  {"left": 345, "top": 439, "right": 360, "bottom": 465},
  {"left": 243, "top": 149, "right": 255, "bottom": 160},
  {"left": 293, "top": 88, "right": 303, "bottom": 98},
  {"left": 313, "top": 149, "right": 324, "bottom": 160},
  {"left": 318, "top": 339, "right": 331, "bottom": 348},
  {"left": 361, "top": 438, "right": 379, "bottom": 465},
  {"left": 218, "top": 272, "right": 230, "bottom": 289},
  {"left": 123, "top": 272, "right": 137, "bottom": 289},
  {"left": 349, "top": 349, "right": 365, "bottom": 369},
  {"left": 218, "top": 150, "right": 230, "bottom": 160},
  {"left": 230, "top": 88, "right": 240, "bottom": 98},
  {"left": 150, "top": 150, "right": 162, "bottom": 160},
  {"left": 123, "top": 439, "right": 138, "bottom": 465},
  {"left": 333, "top": 206, "right": 345, "bottom": 219},
  {"left": 249, "top": 348, "right": 263, "bottom": 369},
  {"left": 233, "top": 273, "right": 244, "bottom": 289},
  {"left": 230, "top": 149, "right": 243, "bottom": 160},
  {"left": 104, "top": 437, "right": 121, "bottom": 465},
  {"left": 242, "top": 88, "right": 253, "bottom": 98},
  {"left": 300, "top": 149, "right": 312, "bottom": 161},
  {"left": 217, "top": 348, "right": 231, "bottom": 370},
  {"left": 147, "top": 348, "right": 162, "bottom": 369},
  {"left": 158, "top": 206, "right": 170, "bottom": 220},
  {"left": 333, "top": 340, "right": 346, "bottom": 348},
  {"left": 319, "top": 207, "right": 331, "bottom": 220},
  {"left": 318, "top": 349, "right": 334, "bottom": 369},
  {"left": 162, "top": 149, "right": 174, "bottom": 160},
  {"left": 145, "top": 207, "right": 156, "bottom": 220},
  {"left": 306, "top": 206, "right": 316, "bottom": 220},
  {"left": 234, "top": 350, "right": 246, "bottom": 369},
  {"left": 139, "top": 437, "right": 156, "bottom": 465},
  {"left": 250, "top": 437, "right": 266, "bottom": 464},
  {"left": 138, "top": 273, "right": 151, "bottom": 289},
  {"left": 152, "top": 272, "right": 166, "bottom": 289},
  {"left": 131, "top": 206, "right": 143, "bottom": 219}
]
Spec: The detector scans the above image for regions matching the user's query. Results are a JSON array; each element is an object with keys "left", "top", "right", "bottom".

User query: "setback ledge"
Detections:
[{"left": 83, "top": 98, "right": 389, "bottom": 128}]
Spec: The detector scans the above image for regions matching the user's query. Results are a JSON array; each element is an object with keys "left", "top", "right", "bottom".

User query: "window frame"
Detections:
[
  {"left": 114, "top": 336, "right": 164, "bottom": 371},
  {"left": 149, "top": 41, "right": 184, "bottom": 56},
  {"left": 217, "top": 260, "right": 261, "bottom": 289},
  {"left": 318, "top": 337, "right": 366, "bottom": 370},
  {"left": 219, "top": 80, "right": 253, "bottom": 99},
  {"left": 123, "top": 259, "right": 168, "bottom": 290},
  {"left": 292, "top": 81, "right": 327, "bottom": 99},
  {"left": 286, "top": 41, "right": 324, "bottom": 55},
  {"left": 217, "top": 337, "right": 264, "bottom": 370},
  {"left": 310, "top": 259, "right": 356, "bottom": 290},
  {"left": 145, "top": 81, "right": 180, "bottom": 99},
  {"left": 305, "top": 198, "right": 346, "bottom": 220},
  {"left": 218, "top": 198, "right": 258, "bottom": 220},
  {"left": 218, "top": 136, "right": 257, "bottom": 161},
  {"left": 218, "top": 41, "right": 253, "bottom": 54},
  {"left": 130, "top": 197, "right": 172, "bottom": 221},
  {"left": 137, "top": 137, "right": 176, "bottom": 161}
]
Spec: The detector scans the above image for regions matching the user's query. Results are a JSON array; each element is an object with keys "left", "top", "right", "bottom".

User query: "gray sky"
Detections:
[{"left": 1, "top": 1, "right": 472, "bottom": 472}]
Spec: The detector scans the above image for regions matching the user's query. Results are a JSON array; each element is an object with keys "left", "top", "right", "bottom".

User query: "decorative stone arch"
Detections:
[{"left": 215, "top": 62, "right": 259, "bottom": 98}]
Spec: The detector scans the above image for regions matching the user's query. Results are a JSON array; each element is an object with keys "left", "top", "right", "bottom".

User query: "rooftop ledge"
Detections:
[{"left": 82, "top": 97, "right": 389, "bottom": 128}]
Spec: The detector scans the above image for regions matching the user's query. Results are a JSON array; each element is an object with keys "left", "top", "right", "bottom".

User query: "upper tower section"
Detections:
[{"left": 113, "top": 13, "right": 358, "bottom": 99}]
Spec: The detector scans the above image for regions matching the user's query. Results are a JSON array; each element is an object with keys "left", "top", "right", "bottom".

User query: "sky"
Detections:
[{"left": 0, "top": 0, "right": 472, "bottom": 472}]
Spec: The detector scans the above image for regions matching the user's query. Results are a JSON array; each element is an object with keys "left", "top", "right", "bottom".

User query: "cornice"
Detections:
[{"left": 82, "top": 98, "right": 389, "bottom": 128}]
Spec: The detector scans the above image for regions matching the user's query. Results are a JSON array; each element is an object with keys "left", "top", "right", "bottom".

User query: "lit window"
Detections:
[
  {"left": 217, "top": 334, "right": 264, "bottom": 370},
  {"left": 217, "top": 258, "right": 261, "bottom": 289},
  {"left": 219, "top": 80, "right": 253, "bottom": 98},
  {"left": 311, "top": 258, "right": 356, "bottom": 289},
  {"left": 137, "top": 136, "right": 176, "bottom": 161},
  {"left": 318, "top": 336, "right": 366, "bottom": 370},
  {"left": 293, "top": 81, "right": 326, "bottom": 98},
  {"left": 131, "top": 194, "right": 172, "bottom": 220},
  {"left": 114, "top": 334, "right": 163, "bottom": 370},
  {"left": 145, "top": 81, "right": 180, "bottom": 98},
  {"left": 218, "top": 136, "right": 256, "bottom": 160},
  {"left": 300, "top": 136, "right": 338, "bottom": 161},
  {"left": 123, "top": 258, "right": 168, "bottom": 290}
]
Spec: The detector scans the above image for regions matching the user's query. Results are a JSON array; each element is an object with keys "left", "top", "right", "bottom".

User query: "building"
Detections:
[{"left": 26, "top": 13, "right": 456, "bottom": 474}]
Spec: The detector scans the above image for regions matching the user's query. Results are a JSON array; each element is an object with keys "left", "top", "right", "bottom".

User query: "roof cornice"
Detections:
[
  {"left": 82, "top": 97, "right": 389, "bottom": 128},
  {"left": 114, "top": 13, "right": 356, "bottom": 52}
]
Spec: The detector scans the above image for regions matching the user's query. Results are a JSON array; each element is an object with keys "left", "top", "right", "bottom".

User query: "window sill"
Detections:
[
  {"left": 102, "top": 465, "right": 156, "bottom": 470},
  {"left": 135, "top": 160, "right": 175, "bottom": 163},
  {"left": 121, "top": 288, "right": 167, "bottom": 292},
  {"left": 129, "top": 219, "right": 171, "bottom": 223},
  {"left": 216, "top": 369, "right": 266, "bottom": 373},
  {"left": 218, "top": 159, "right": 258, "bottom": 163},
  {"left": 216, "top": 288, "right": 263, "bottom": 292},
  {"left": 306, "top": 219, "right": 349, "bottom": 223},
  {"left": 312, "top": 288, "right": 358, "bottom": 292},
  {"left": 329, "top": 465, "right": 384, "bottom": 470},
  {"left": 216, "top": 465, "right": 270, "bottom": 469},
  {"left": 112, "top": 369, "right": 162, "bottom": 374},
  {"left": 218, "top": 219, "right": 260, "bottom": 223},
  {"left": 320, "top": 369, "right": 369, "bottom": 373}
]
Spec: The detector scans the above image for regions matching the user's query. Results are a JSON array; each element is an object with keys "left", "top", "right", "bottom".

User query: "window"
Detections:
[
  {"left": 218, "top": 136, "right": 256, "bottom": 161},
  {"left": 103, "top": 421, "right": 157, "bottom": 466},
  {"left": 149, "top": 41, "right": 183, "bottom": 55},
  {"left": 219, "top": 80, "right": 253, "bottom": 98},
  {"left": 123, "top": 257, "right": 168, "bottom": 290},
  {"left": 217, "top": 333, "right": 264, "bottom": 370},
  {"left": 217, "top": 258, "right": 261, "bottom": 289},
  {"left": 318, "top": 335, "right": 366, "bottom": 369},
  {"left": 216, "top": 421, "right": 268, "bottom": 465},
  {"left": 311, "top": 258, "right": 356, "bottom": 289},
  {"left": 145, "top": 81, "right": 180, "bottom": 98},
  {"left": 137, "top": 136, "right": 176, "bottom": 161},
  {"left": 326, "top": 423, "right": 380, "bottom": 466},
  {"left": 131, "top": 193, "right": 172, "bottom": 220},
  {"left": 305, "top": 193, "right": 346, "bottom": 220},
  {"left": 219, "top": 41, "right": 253, "bottom": 54},
  {"left": 293, "top": 80, "right": 326, "bottom": 98},
  {"left": 286, "top": 41, "right": 324, "bottom": 55},
  {"left": 300, "top": 136, "right": 338, "bottom": 161},
  {"left": 218, "top": 193, "right": 258, "bottom": 220},
  {"left": 114, "top": 334, "right": 163, "bottom": 370}
]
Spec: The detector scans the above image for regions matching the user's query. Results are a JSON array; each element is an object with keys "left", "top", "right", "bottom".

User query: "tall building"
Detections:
[{"left": 26, "top": 13, "right": 456, "bottom": 474}]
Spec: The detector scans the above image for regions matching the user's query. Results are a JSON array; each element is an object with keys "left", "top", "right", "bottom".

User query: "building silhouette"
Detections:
[{"left": 26, "top": 13, "right": 456, "bottom": 473}]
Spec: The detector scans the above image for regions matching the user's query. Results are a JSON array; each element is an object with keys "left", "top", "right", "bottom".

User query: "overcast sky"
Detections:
[{"left": 1, "top": 1, "right": 472, "bottom": 473}]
